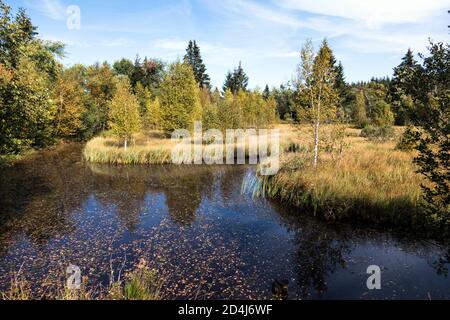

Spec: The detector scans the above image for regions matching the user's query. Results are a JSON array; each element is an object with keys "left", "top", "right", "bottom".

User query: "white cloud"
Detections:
[
  {"left": 25, "top": 0, "right": 66, "bottom": 20},
  {"left": 277, "top": 0, "right": 449, "bottom": 27},
  {"left": 100, "top": 38, "right": 135, "bottom": 48},
  {"left": 153, "top": 39, "right": 187, "bottom": 51}
]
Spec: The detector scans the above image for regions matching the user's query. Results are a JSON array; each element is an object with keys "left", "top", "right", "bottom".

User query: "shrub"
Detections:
[{"left": 360, "top": 125, "right": 395, "bottom": 142}]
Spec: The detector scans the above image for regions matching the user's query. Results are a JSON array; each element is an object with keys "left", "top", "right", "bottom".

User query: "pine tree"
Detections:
[
  {"left": 184, "top": 40, "right": 211, "bottom": 89},
  {"left": 391, "top": 49, "right": 422, "bottom": 125},
  {"left": 160, "top": 62, "right": 202, "bottom": 132},
  {"left": 263, "top": 85, "right": 270, "bottom": 100},
  {"left": 108, "top": 77, "right": 142, "bottom": 150},
  {"left": 113, "top": 58, "right": 134, "bottom": 78},
  {"left": 222, "top": 62, "right": 249, "bottom": 94}
]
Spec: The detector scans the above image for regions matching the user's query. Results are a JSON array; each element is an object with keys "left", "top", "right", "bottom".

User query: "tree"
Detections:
[
  {"left": 407, "top": 41, "right": 449, "bottom": 217},
  {"left": 159, "top": 62, "right": 202, "bottom": 132},
  {"left": 263, "top": 85, "right": 270, "bottom": 100},
  {"left": 353, "top": 90, "right": 368, "bottom": 128},
  {"left": 223, "top": 62, "right": 249, "bottom": 94},
  {"left": 184, "top": 40, "right": 211, "bottom": 89},
  {"left": 54, "top": 72, "right": 84, "bottom": 138},
  {"left": 130, "top": 56, "right": 165, "bottom": 93},
  {"left": 134, "top": 82, "right": 151, "bottom": 117},
  {"left": 391, "top": 49, "right": 422, "bottom": 125},
  {"left": 272, "top": 84, "right": 296, "bottom": 120},
  {"left": 146, "top": 97, "right": 161, "bottom": 130},
  {"left": 297, "top": 39, "right": 338, "bottom": 166},
  {"left": 0, "top": 2, "right": 63, "bottom": 153},
  {"left": 86, "top": 62, "right": 117, "bottom": 132},
  {"left": 113, "top": 58, "right": 134, "bottom": 78},
  {"left": 108, "top": 77, "right": 142, "bottom": 150}
]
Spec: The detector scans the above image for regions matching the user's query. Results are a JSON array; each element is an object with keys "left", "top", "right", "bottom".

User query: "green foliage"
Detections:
[
  {"left": 130, "top": 56, "right": 165, "bottom": 93},
  {"left": 353, "top": 90, "right": 368, "bottom": 128},
  {"left": 223, "top": 62, "right": 249, "bottom": 94},
  {"left": 123, "top": 267, "right": 160, "bottom": 300},
  {"left": 108, "top": 77, "right": 142, "bottom": 149},
  {"left": 296, "top": 39, "right": 339, "bottom": 166},
  {"left": 86, "top": 62, "right": 117, "bottom": 132},
  {"left": 372, "top": 100, "right": 394, "bottom": 127},
  {"left": 184, "top": 40, "right": 211, "bottom": 89},
  {"left": 360, "top": 125, "right": 395, "bottom": 142},
  {"left": 399, "top": 41, "right": 450, "bottom": 219},
  {"left": 272, "top": 84, "right": 295, "bottom": 120},
  {"left": 396, "top": 126, "right": 420, "bottom": 151},
  {"left": 113, "top": 58, "right": 134, "bottom": 78},
  {"left": 146, "top": 97, "right": 162, "bottom": 130},
  {"left": 0, "top": 1, "right": 63, "bottom": 153},
  {"left": 159, "top": 62, "right": 202, "bottom": 132}
]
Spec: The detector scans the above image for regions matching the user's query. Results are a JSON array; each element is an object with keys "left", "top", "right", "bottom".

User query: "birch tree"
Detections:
[
  {"left": 298, "top": 39, "right": 338, "bottom": 166},
  {"left": 108, "top": 77, "right": 142, "bottom": 150}
]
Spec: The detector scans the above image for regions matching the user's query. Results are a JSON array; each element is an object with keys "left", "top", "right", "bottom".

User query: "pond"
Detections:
[{"left": 0, "top": 143, "right": 449, "bottom": 299}]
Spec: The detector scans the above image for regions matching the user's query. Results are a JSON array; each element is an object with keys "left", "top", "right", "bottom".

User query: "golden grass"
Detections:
[
  {"left": 83, "top": 127, "right": 291, "bottom": 165},
  {"left": 250, "top": 124, "right": 428, "bottom": 228}
]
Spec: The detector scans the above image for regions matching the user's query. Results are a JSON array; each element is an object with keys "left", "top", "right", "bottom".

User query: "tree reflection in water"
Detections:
[{"left": 0, "top": 143, "right": 449, "bottom": 299}]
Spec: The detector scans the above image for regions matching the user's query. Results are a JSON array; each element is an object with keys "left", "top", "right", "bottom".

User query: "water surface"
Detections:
[{"left": 0, "top": 143, "right": 449, "bottom": 299}]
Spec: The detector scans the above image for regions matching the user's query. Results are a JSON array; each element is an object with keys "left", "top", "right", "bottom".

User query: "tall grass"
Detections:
[
  {"left": 1, "top": 259, "right": 162, "bottom": 300},
  {"left": 247, "top": 125, "right": 430, "bottom": 230},
  {"left": 84, "top": 127, "right": 289, "bottom": 165}
]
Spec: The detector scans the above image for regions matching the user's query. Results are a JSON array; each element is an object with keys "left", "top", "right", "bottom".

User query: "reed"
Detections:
[{"left": 247, "top": 125, "right": 430, "bottom": 229}]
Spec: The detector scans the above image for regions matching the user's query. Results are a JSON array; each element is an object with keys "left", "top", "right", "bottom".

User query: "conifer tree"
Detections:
[
  {"left": 222, "top": 62, "right": 249, "bottom": 94},
  {"left": 263, "top": 85, "right": 270, "bottom": 100},
  {"left": 184, "top": 40, "right": 211, "bottom": 89}
]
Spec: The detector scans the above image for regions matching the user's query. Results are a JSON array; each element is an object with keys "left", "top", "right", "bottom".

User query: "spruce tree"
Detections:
[
  {"left": 391, "top": 49, "right": 422, "bottom": 125},
  {"left": 222, "top": 62, "right": 249, "bottom": 94},
  {"left": 263, "top": 85, "right": 270, "bottom": 100},
  {"left": 184, "top": 40, "right": 211, "bottom": 89}
]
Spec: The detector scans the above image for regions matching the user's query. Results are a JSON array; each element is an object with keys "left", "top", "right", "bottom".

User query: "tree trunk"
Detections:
[
  {"left": 124, "top": 136, "right": 128, "bottom": 151},
  {"left": 313, "top": 118, "right": 320, "bottom": 167},
  {"left": 313, "top": 91, "right": 322, "bottom": 167}
]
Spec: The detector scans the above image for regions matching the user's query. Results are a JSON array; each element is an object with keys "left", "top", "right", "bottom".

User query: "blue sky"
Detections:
[{"left": 8, "top": 0, "right": 450, "bottom": 89}]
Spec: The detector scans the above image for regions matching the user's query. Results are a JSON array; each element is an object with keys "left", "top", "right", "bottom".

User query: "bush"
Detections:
[
  {"left": 396, "top": 126, "right": 420, "bottom": 151},
  {"left": 360, "top": 125, "right": 395, "bottom": 142}
]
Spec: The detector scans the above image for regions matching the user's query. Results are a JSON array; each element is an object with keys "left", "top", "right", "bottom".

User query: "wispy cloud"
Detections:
[
  {"left": 278, "top": 0, "right": 449, "bottom": 27},
  {"left": 100, "top": 38, "right": 135, "bottom": 48},
  {"left": 25, "top": 0, "right": 66, "bottom": 20}
]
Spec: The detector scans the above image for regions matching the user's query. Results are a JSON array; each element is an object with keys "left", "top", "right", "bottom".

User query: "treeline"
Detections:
[
  {"left": 0, "top": 2, "right": 276, "bottom": 156},
  {"left": 269, "top": 36, "right": 448, "bottom": 216}
]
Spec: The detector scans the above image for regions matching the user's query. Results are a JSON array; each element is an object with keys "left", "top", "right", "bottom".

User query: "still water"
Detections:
[{"left": 0, "top": 143, "right": 449, "bottom": 299}]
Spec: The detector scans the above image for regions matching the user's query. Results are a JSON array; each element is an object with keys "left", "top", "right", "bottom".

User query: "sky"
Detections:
[{"left": 7, "top": 0, "right": 450, "bottom": 89}]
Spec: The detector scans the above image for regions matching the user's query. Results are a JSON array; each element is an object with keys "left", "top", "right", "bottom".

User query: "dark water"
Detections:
[{"left": 0, "top": 143, "right": 449, "bottom": 299}]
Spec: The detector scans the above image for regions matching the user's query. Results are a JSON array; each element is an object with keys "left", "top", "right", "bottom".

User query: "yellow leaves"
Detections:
[{"left": 108, "top": 77, "right": 142, "bottom": 140}]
